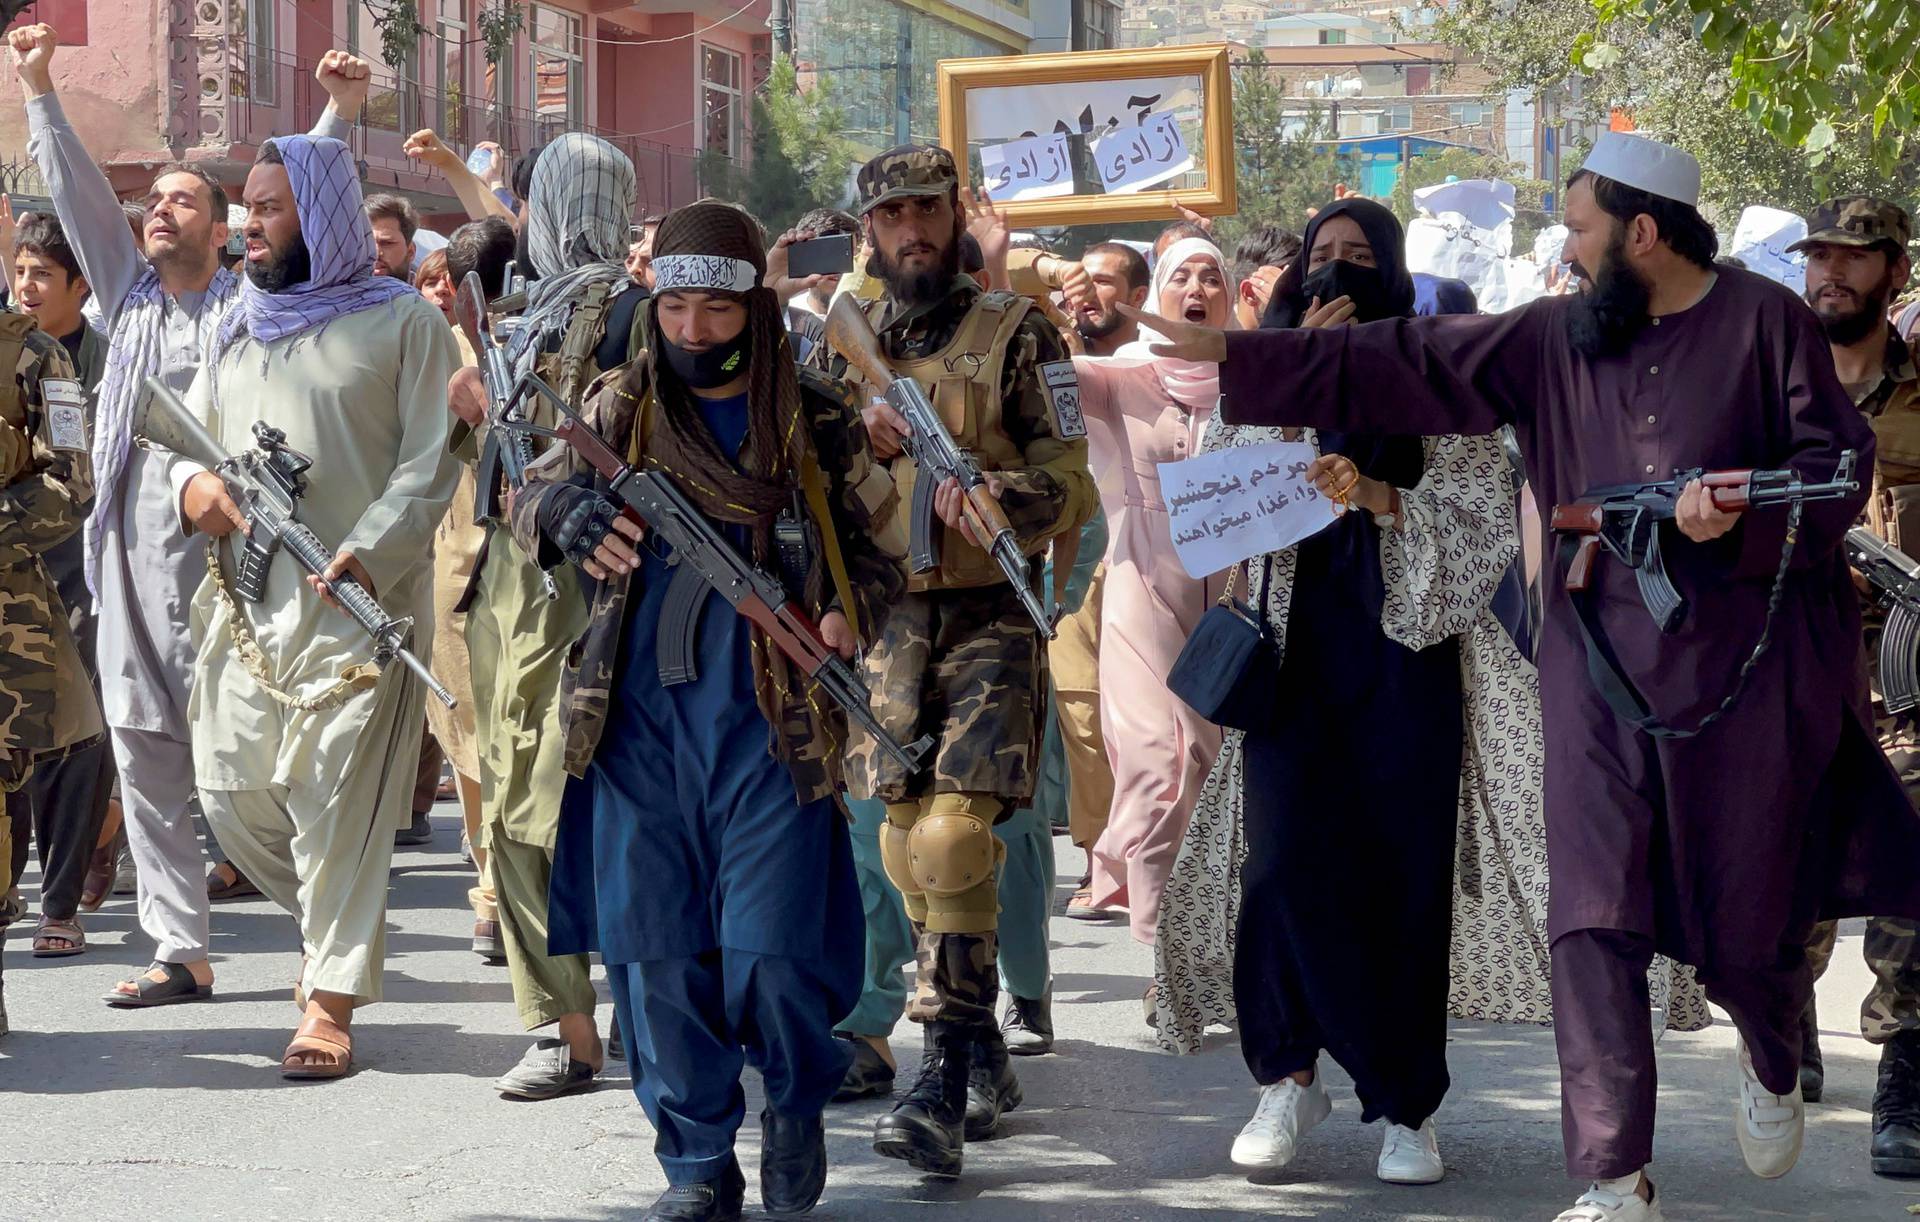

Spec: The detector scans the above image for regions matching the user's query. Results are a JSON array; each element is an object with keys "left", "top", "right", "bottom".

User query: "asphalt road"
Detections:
[{"left": 1, "top": 807, "right": 1915, "bottom": 1221}]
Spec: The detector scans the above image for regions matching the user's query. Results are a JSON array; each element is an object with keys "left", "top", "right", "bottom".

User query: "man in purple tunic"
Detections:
[{"left": 1125, "top": 132, "right": 1920, "bottom": 1221}]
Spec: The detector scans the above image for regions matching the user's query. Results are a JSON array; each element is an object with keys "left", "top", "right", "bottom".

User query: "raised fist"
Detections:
[
  {"left": 7, "top": 23, "right": 58, "bottom": 90},
  {"left": 315, "top": 50, "right": 372, "bottom": 118},
  {"left": 403, "top": 129, "right": 460, "bottom": 174}
]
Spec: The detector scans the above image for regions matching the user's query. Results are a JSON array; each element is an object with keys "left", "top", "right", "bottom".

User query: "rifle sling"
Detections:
[{"left": 1555, "top": 503, "right": 1803, "bottom": 740}]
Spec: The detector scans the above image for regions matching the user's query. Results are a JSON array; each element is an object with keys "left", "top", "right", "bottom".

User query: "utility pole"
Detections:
[
  {"left": 768, "top": 0, "right": 793, "bottom": 60},
  {"left": 894, "top": 9, "right": 912, "bottom": 145}
]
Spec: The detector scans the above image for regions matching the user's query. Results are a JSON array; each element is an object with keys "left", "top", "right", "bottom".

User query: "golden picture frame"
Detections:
[{"left": 936, "top": 44, "right": 1236, "bottom": 228}]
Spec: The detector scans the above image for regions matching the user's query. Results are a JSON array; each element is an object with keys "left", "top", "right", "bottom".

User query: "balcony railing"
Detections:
[{"left": 222, "top": 49, "right": 735, "bottom": 218}]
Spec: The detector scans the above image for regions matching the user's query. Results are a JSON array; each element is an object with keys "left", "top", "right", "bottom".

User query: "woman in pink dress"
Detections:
[{"left": 1081, "top": 236, "right": 1229, "bottom": 948}]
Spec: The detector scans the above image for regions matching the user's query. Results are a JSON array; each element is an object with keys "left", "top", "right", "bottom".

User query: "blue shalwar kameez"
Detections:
[{"left": 546, "top": 392, "right": 863, "bottom": 1186}]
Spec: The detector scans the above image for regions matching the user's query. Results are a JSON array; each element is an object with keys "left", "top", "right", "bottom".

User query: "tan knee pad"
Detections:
[
  {"left": 881, "top": 802, "right": 930, "bottom": 924},
  {"left": 911, "top": 794, "right": 1005, "bottom": 934}
]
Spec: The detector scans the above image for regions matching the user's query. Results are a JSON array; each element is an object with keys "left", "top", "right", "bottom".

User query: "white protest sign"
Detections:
[
  {"left": 1407, "top": 181, "right": 1516, "bottom": 307},
  {"left": 1158, "top": 440, "right": 1337, "bottom": 579},
  {"left": 1091, "top": 111, "right": 1194, "bottom": 195},
  {"left": 965, "top": 75, "right": 1202, "bottom": 143},
  {"left": 980, "top": 132, "right": 1075, "bottom": 202},
  {"left": 1731, "top": 205, "right": 1808, "bottom": 294}
]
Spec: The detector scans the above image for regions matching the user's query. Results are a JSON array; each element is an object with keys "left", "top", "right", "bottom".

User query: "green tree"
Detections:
[
  {"left": 1427, "top": 0, "right": 1920, "bottom": 225},
  {"left": 700, "top": 55, "right": 856, "bottom": 234},
  {"left": 1217, "top": 52, "right": 1343, "bottom": 250},
  {"left": 1581, "top": 0, "right": 1920, "bottom": 174}
]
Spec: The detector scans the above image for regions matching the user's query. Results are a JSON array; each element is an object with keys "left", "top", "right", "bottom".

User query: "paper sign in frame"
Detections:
[{"left": 937, "top": 44, "right": 1237, "bottom": 227}]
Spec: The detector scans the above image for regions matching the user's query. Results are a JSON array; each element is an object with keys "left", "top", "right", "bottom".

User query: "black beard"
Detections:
[
  {"left": 1077, "top": 308, "right": 1125, "bottom": 340},
  {"left": 871, "top": 234, "right": 959, "bottom": 305},
  {"left": 246, "top": 235, "right": 313, "bottom": 293},
  {"left": 1566, "top": 233, "right": 1652, "bottom": 358},
  {"left": 1807, "top": 278, "right": 1892, "bottom": 347}
]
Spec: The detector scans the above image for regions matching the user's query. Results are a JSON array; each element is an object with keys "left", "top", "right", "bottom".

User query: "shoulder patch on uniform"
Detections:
[
  {"left": 40, "top": 379, "right": 87, "bottom": 453},
  {"left": 1038, "top": 360, "right": 1085, "bottom": 439}
]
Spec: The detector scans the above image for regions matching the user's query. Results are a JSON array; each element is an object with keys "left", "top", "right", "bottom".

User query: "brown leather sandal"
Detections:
[{"left": 281, "top": 1012, "right": 353, "bottom": 1080}]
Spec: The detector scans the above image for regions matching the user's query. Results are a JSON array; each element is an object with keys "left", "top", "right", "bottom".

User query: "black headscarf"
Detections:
[
  {"left": 1262, "top": 196, "right": 1416, "bottom": 329},
  {"left": 1261, "top": 195, "right": 1424, "bottom": 633}
]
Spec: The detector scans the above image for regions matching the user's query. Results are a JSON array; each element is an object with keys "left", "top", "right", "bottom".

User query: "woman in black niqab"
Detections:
[{"left": 1224, "top": 193, "right": 1467, "bottom": 1184}]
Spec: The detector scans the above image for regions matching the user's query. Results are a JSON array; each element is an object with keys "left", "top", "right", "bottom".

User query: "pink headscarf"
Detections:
[{"left": 1110, "top": 235, "right": 1229, "bottom": 411}]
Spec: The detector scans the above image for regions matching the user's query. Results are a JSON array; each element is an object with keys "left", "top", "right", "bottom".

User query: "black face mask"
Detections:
[
  {"left": 662, "top": 330, "right": 751, "bottom": 389},
  {"left": 1300, "top": 258, "right": 1396, "bottom": 323}
]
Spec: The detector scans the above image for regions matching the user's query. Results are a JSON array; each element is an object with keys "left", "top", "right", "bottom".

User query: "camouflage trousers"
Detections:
[
  {"left": 907, "top": 928, "right": 1000, "bottom": 1032},
  {"left": 1803, "top": 625, "right": 1920, "bottom": 1042},
  {"left": 847, "top": 585, "right": 1045, "bottom": 804}
]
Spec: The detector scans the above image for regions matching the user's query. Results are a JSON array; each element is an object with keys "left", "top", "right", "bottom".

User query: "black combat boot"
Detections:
[
  {"left": 872, "top": 1022, "right": 970, "bottom": 1177},
  {"left": 643, "top": 1155, "right": 745, "bottom": 1221},
  {"left": 1001, "top": 989, "right": 1054, "bottom": 1056},
  {"left": 1873, "top": 1030, "right": 1920, "bottom": 1177},
  {"left": 1799, "top": 998, "right": 1824, "bottom": 1104},
  {"left": 964, "top": 1028, "right": 1023, "bottom": 1140}
]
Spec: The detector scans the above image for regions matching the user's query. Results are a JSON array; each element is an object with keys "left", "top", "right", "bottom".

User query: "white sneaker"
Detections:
[
  {"left": 1552, "top": 1177, "right": 1665, "bottom": 1221},
  {"left": 1229, "top": 1074, "right": 1332, "bottom": 1169},
  {"left": 1735, "top": 1035, "right": 1804, "bottom": 1178},
  {"left": 1376, "top": 1119, "right": 1444, "bottom": 1184}
]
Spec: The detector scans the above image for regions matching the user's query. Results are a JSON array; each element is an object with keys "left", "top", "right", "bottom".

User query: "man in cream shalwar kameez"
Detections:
[{"left": 169, "top": 134, "right": 456, "bottom": 1076}]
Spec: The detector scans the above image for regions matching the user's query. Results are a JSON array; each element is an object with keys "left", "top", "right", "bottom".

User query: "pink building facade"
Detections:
[{"left": 1, "top": 0, "right": 764, "bottom": 225}]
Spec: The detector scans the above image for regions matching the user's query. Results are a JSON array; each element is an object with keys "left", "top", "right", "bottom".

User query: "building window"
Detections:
[
  {"left": 530, "top": 6, "right": 583, "bottom": 139},
  {"left": 1318, "top": 29, "right": 1346, "bottom": 45},
  {"left": 700, "top": 44, "right": 743, "bottom": 159},
  {"left": 1383, "top": 102, "right": 1413, "bottom": 132},
  {"left": 348, "top": 0, "right": 415, "bottom": 131},
  {"left": 231, "top": 0, "right": 278, "bottom": 105},
  {"left": 439, "top": 1, "right": 470, "bottom": 144},
  {"left": 1448, "top": 102, "right": 1492, "bottom": 128}
]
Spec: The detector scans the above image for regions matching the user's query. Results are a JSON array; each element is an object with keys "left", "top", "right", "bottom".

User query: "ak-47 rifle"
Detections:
[
  {"left": 824, "top": 293, "right": 1057, "bottom": 639},
  {"left": 136, "top": 377, "right": 456, "bottom": 709},
  {"left": 1550, "top": 452, "right": 1860, "bottom": 632},
  {"left": 502, "top": 388, "right": 935, "bottom": 776},
  {"left": 453, "top": 270, "right": 559, "bottom": 601},
  {"left": 1848, "top": 526, "right": 1920, "bottom": 715}
]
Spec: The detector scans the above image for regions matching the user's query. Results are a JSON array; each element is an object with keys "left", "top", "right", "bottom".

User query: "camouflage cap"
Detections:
[
  {"left": 1789, "top": 196, "right": 1912, "bottom": 255},
  {"left": 855, "top": 145, "right": 957, "bottom": 216}
]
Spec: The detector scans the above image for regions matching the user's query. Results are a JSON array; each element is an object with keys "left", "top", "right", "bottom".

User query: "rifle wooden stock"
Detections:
[{"left": 825, "top": 294, "right": 896, "bottom": 391}]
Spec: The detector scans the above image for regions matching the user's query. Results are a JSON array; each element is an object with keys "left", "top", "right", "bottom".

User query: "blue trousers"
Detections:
[{"left": 608, "top": 948, "right": 854, "bottom": 1185}]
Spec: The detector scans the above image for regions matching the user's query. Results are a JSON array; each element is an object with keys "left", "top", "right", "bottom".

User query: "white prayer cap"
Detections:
[{"left": 1579, "top": 132, "right": 1701, "bottom": 208}]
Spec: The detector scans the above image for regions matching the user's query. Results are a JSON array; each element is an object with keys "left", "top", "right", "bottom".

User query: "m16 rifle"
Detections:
[
  {"left": 135, "top": 377, "right": 456, "bottom": 709},
  {"left": 1848, "top": 526, "right": 1920, "bottom": 715},
  {"left": 454, "top": 270, "right": 559, "bottom": 601},
  {"left": 500, "top": 386, "right": 934, "bottom": 776},
  {"left": 823, "top": 293, "right": 1057, "bottom": 639}
]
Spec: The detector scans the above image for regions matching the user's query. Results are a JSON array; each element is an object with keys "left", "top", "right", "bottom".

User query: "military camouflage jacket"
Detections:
[
  {"left": 1860, "top": 330, "right": 1920, "bottom": 550},
  {"left": 0, "top": 318, "right": 102, "bottom": 790},
  {"left": 510, "top": 362, "right": 906, "bottom": 800},
  {"left": 808, "top": 275, "right": 1096, "bottom": 559}
]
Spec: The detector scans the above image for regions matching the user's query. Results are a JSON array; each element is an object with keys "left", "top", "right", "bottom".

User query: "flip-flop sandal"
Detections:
[
  {"left": 207, "top": 863, "right": 262, "bottom": 901},
  {"left": 493, "top": 1037, "right": 598, "bottom": 1099},
  {"left": 32, "top": 917, "right": 85, "bottom": 958},
  {"left": 104, "top": 961, "right": 214, "bottom": 1008},
  {"left": 282, "top": 1012, "right": 354, "bottom": 1080}
]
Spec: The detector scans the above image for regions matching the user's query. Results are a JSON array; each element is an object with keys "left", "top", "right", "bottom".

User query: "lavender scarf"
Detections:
[
  {"left": 84, "top": 265, "right": 240, "bottom": 596},
  {"left": 210, "top": 136, "right": 417, "bottom": 376}
]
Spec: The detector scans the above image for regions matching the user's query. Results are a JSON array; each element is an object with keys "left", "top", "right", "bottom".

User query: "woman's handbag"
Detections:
[{"left": 1166, "top": 560, "right": 1275, "bottom": 730}]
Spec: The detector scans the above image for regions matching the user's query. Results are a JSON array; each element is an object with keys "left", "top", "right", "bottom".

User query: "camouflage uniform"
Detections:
[
  {"left": 0, "top": 315, "right": 104, "bottom": 1030},
  {"left": 810, "top": 146, "right": 1096, "bottom": 1035},
  {"left": 0, "top": 315, "right": 102, "bottom": 794},
  {"left": 1800, "top": 197, "right": 1920, "bottom": 1047}
]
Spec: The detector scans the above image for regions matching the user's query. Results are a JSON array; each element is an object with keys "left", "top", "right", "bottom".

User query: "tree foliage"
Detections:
[
  {"left": 1216, "top": 52, "right": 1344, "bottom": 250},
  {"left": 1581, "top": 0, "right": 1920, "bottom": 174},
  {"left": 700, "top": 56, "right": 856, "bottom": 235},
  {"left": 1427, "top": 0, "right": 1920, "bottom": 225}
]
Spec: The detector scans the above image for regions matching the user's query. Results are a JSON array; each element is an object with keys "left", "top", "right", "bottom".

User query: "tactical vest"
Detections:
[
  {"left": 863, "top": 290, "right": 1036, "bottom": 591},
  {"left": 1863, "top": 343, "right": 1920, "bottom": 551},
  {"left": 0, "top": 314, "right": 40, "bottom": 487}
]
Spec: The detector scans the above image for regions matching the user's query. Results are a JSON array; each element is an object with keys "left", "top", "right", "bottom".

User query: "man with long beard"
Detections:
[
  {"left": 11, "top": 23, "right": 369, "bottom": 1005},
  {"left": 169, "top": 134, "right": 457, "bottom": 1078},
  {"left": 1121, "top": 132, "right": 1920, "bottom": 1221},
  {"left": 1791, "top": 197, "right": 1920, "bottom": 1178},
  {"left": 810, "top": 145, "right": 1096, "bottom": 1179}
]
